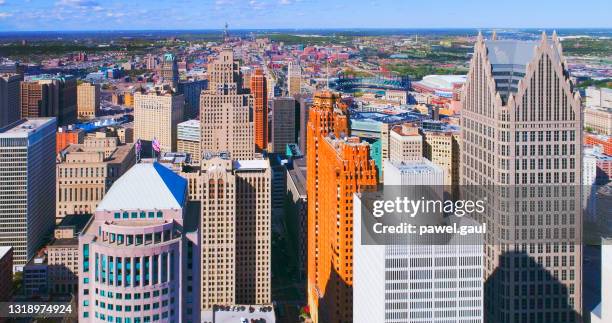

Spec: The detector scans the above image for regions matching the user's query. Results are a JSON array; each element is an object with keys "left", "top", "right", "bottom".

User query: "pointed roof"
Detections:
[{"left": 96, "top": 162, "right": 187, "bottom": 211}]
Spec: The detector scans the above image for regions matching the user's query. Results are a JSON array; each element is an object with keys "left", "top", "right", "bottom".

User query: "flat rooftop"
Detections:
[
  {"left": 202, "top": 305, "right": 275, "bottom": 323},
  {"left": 233, "top": 159, "right": 270, "bottom": 170},
  {"left": 0, "top": 118, "right": 56, "bottom": 138}
]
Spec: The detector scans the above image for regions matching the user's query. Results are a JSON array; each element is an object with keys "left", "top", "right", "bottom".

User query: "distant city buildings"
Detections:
[
  {"left": 287, "top": 61, "right": 302, "bottom": 96},
  {"left": 56, "top": 134, "right": 135, "bottom": 222},
  {"left": 270, "top": 97, "right": 297, "bottom": 154},
  {"left": 78, "top": 162, "right": 200, "bottom": 322},
  {"left": 0, "top": 73, "right": 22, "bottom": 128},
  {"left": 160, "top": 53, "right": 179, "bottom": 90},
  {"left": 0, "top": 118, "right": 56, "bottom": 270},
  {"left": 199, "top": 153, "right": 272, "bottom": 310},
  {"left": 306, "top": 91, "right": 377, "bottom": 323},
  {"left": 134, "top": 90, "right": 185, "bottom": 153},
  {"left": 200, "top": 48, "right": 254, "bottom": 159},
  {"left": 77, "top": 82, "right": 100, "bottom": 119},
  {"left": 20, "top": 74, "right": 78, "bottom": 125},
  {"left": 251, "top": 68, "right": 268, "bottom": 151}
]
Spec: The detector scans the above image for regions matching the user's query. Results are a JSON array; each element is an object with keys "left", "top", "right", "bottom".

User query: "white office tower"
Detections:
[
  {"left": 0, "top": 118, "right": 57, "bottom": 271},
  {"left": 354, "top": 159, "right": 484, "bottom": 323},
  {"left": 591, "top": 238, "right": 612, "bottom": 323}
]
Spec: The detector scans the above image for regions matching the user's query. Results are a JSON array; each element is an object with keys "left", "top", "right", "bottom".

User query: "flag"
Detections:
[{"left": 152, "top": 138, "right": 161, "bottom": 153}]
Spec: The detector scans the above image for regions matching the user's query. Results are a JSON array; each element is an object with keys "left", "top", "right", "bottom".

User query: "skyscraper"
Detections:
[
  {"left": 178, "top": 79, "right": 207, "bottom": 119},
  {"left": 0, "top": 73, "right": 22, "bottom": 128},
  {"left": 199, "top": 153, "right": 271, "bottom": 310},
  {"left": 78, "top": 162, "right": 200, "bottom": 322},
  {"left": 460, "top": 32, "right": 582, "bottom": 322},
  {"left": 200, "top": 48, "right": 254, "bottom": 160},
  {"left": 353, "top": 159, "right": 484, "bottom": 322},
  {"left": 306, "top": 91, "right": 377, "bottom": 323},
  {"left": 160, "top": 53, "right": 179, "bottom": 90},
  {"left": 271, "top": 97, "right": 297, "bottom": 154},
  {"left": 287, "top": 61, "right": 302, "bottom": 97},
  {"left": 0, "top": 118, "right": 56, "bottom": 270},
  {"left": 134, "top": 90, "right": 184, "bottom": 153},
  {"left": 251, "top": 68, "right": 268, "bottom": 151},
  {"left": 20, "top": 74, "right": 77, "bottom": 125},
  {"left": 77, "top": 82, "right": 100, "bottom": 119}
]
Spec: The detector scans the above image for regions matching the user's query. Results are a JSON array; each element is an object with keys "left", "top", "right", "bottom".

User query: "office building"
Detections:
[
  {"left": 585, "top": 87, "right": 612, "bottom": 109},
  {"left": 297, "top": 95, "right": 312, "bottom": 154},
  {"left": 584, "top": 107, "right": 612, "bottom": 135},
  {"left": 178, "top": 80, "right": 207, "bottom": 119},
  {"left": 47, "top": 214, "right": 92, "bottom": 295},
  {"left": 353, "top": 159, "right": 483, "bottom": 322},
  {"left": 200, "top": 48, "right": 254, "bottom": 160},
  {"left": 422, "top": 127, "right": 460, "bottom": 189},
  {"left": 160, "top": 53, "right": 179, "bottom": 90},
  {"left": 286, "top": 158, "right": 307, "bottom": 279},
  {"left": 307, "top": 91, "right": 377, "bottom": 323},
  {"left": 0, "top": 73, "right": 22, "bottom": 128},
  {"left": 389, "top": 123, "right": 423, "bottom": 162},
  {"left": 0, "top": 247, "right": 12, "bottom": 301},
  {"left": 177, "top": 119, "right": 201, "bottom": 162},
  {"left": 251, "top": 68, "right": 268, "bottom": 151},
  {"left": 20, "top": 74, "right": 77, "bottom": 125},
  {"left": 591, "top": 238, "right": 612, "bottom": 323},
  {"left": 0, "top": 118, "right": 56, "bottom": 271},
  {"left": 460, "top": 32, "right": 583, "bottom": 321},
  {"left": 271, "top": 97, "right": 297, "bottom": 154},
  {"left": 134, "top": 90, "right": 184, "bottom": 153},
  {"left": 56, "top": 134, "right": 135, "bottom": 222},
  {"left": 77, "top": 82, "right": 100, "bottom": 119},
  {"left": 287, "top": 61, "right": 301, "bottom": 96},
  {"left": 199, "top": 153, "right": 271, "bottom": 310},
  {"left": 56, "top": 126, "right": 85, "bottom": 153},
  {"left": 78, "top": 162, "right": 200, "bottom": 322}
]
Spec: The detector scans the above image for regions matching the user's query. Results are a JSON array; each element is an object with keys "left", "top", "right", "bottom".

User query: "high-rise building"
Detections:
[
  {"left": 353, "top": 159, "right": 484, "bottom": 322},
  {"left": 160, "top": 53, "right": 179, "bottom": 90},
  {"left": 77, "top": 82, "right": 100, "bottom": 119},
  {"left": 389, "top": 123, "right": 423, "bottom": 162},
  {"left": 56, "top": 134, "right": 135, "bottom": 222},
  {"left": 177, "top": 119, "right": 201, "bottom": 163},
  {"left": 199, "top": 153, "right": 271, "bottom": 310},
  {"left": 422, "top": 127, "right": 460, "bottom": 190},
  {"left": 307, "top": 91, "right": 377, "bottom": 323},
  {"left": 178, "top": 80, "right": 207, "bottom": 119},
  {"left": 271, "top": 97, "right": 297, "bottom": 154},
  {"left": 0, "top": 118, "right": 56, "bottom": 270},
  {"left": 460, "top": 32, "right": 583, "bottom": 322},
  {"left": 78, "top": 162, "right": 200, "bottom": 322},
  {"left": 20, "top": 74, "right": 77, "bottom": 125},
  {"left": 297, "top": 94, "right": 312, "bottom": 154},
  {"left": 251, "top": 68, "right": 268, "bottom": 151},
  {"left": 200, "top": 48, "right": 254, "bottom": 160},
  {"left": 134, "top": 90, "right": 184, "bottom": 153},
  {"left": 287, "top": 61, "right": 302, "bottom": 96},
  {"left": 0, "top": 73, "right": 22, "bottom": 128},
  {"left": 591, "top": 238, "right": 612, "bottom": 323}
]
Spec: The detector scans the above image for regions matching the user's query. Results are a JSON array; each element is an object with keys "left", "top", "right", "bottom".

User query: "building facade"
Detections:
[
  {"left": 287, "top": 62, "right": 302, "bottom": 96},
  {"left": 0, "top": 73, "right": 22, "bottom": 128},
  {"left": 460, "top": 32, "right": 583, "bottom": 322},
  {"left": 134, "top": 91, "right": 184, "bottom": 153},
  {"left": 251, "top": 68, "right": 268, "bottom": 151},
  {"left": 271, "top": 97, "right": 297, "bottom": 154},
  {"left": 306, "top": 91, "right": 377, "bottom": 323},
  {"left": 199, "top": 154, "right": 272, "bottom": 310},
  {"left": 177, "top": 119, "right": 201, "bottom": 163},
  {"left": 78, "top": 162, "right": 200, "bottom": 322},
  {"left": 584, "top": 106, "right": 612, "bottom": 136},
  {"left": 200, "top": 48, "right": 254, "bottom": 160},
  {"left": 56, "top": 134, "right": 135, "bottom": 222},
  {"left": 77, "top": 82, "right": 100, "bottom": 119},
  {"left": 389, "top": 123, "right": 423, "bottom": 163},
  {"left": 0, "top": 118, "right": 56, "bottom": 270},
  {"left": 20, "top": 74, "right": 77, "bottom": 126},
  {"left": 160, "top": 53, "right": 179, "bottom": 90}
]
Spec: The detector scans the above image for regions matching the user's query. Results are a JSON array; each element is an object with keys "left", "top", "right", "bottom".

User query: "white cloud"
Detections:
[
  {"left": 279, "top": 0, "right": 291, "bottom": 4},
  {"left": 0, "top": 12, "right": 11, "bottom": 18},
  {"left": 56, "top": 0, "right": 100, "bottom": 8},
  {"left": 0, "top": 1, "right": 6, "bottom": 6}
]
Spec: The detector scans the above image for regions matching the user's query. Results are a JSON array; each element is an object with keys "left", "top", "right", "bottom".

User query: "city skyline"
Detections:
[{"left": 0, "top": 0, "right": 611, "bottom": 31}]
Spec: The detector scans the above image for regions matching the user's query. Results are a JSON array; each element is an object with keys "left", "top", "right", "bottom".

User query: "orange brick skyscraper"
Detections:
[
  {"left": 251, "top": 68, "right": 268, "bottom": 151},
  {"left": 306, "top": 91, "right": 377, "bottom": 323}
]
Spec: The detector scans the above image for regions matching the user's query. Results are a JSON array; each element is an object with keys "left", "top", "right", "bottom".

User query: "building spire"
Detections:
[
  {"left": 477, "top": 30, "right": 483, "bottom": 42},
  {"left": 491, "top": 30, "right": 497, "bottom": 41},
  {"left": 541, "top": 30, "right": 547, "bottom": 43}
]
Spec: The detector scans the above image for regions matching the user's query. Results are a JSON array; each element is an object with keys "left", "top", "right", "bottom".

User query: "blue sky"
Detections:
[{"left": 0, "top": 0, "right": 610, "bottom": 31}]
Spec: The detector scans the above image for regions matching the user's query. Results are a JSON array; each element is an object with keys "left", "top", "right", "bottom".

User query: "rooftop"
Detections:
[
  {"left": 0, "top": 118, "right": 56, "bottom": 138},
  {"left": 57, "top": 214, "right": 93, "bottom": 234},
  {"left": 233, "top": 159, "right": 270, "bottom": 170},
  {"left": 178, "top": 119, "right": 201, "bottom": 128},
  {"left": 0, "top": 246, "right": 11, "bottom": 259},
  {"left": 96, "top": 162, "right": 187, "bottom": 211},
  {"left": 202, "top": 305, "right": 276, "bottom": 323}
]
